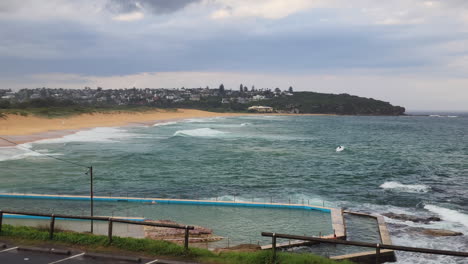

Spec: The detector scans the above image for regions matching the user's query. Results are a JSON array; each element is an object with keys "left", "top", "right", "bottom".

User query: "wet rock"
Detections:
[
  {"left": 382, "top": 213, "right": 441, "bottom": 223},
  {"left": 421, "top": 229, "right": 463, "bottom": 237},
  {"left": 406, "top": 227, "right": 463, "bottom": 237}
]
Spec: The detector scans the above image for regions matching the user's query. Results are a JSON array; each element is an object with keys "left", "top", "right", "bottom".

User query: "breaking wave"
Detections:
[
  {"left": 424, "top": 204, "right": 468, "bottom": 229},
  {"left": 153, "top": 121, "right": 177, "bottom": 127},
  {"left": 173, "top": 128, "right": 227, "bottom": 137},
  {"left": 30, "top": 127, "right": 137, "bottom": 144},
  {"left": 0, "top": 146, "right": 62, "bottom": 162},
  {"left": 380, "top": 181, "right": 430, "bottom": 193}
]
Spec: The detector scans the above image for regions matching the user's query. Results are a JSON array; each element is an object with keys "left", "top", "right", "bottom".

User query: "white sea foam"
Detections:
[
  {"left": 380, "top": 181, "right": 430, "bottom": 193},
  {"left": 0, "top": 146, "right": 63, "bottom": 162},
  {"left": 153, "top": 121, "right": 177, "bottom": 127},
  {"left": 184, "top": 118, "right": 216, "bottom": 123},
  {"left": 424, "top": 204, "right": 468, "bottom": 229},
  {"left": 240, "top": 123, "right": 251, "bottom": 126},
  {"left": 173, "top": 128, "right": 227, "bottom": 137},
  {"left": 29, "top": 127, "right": 136, "bottom": 145}
]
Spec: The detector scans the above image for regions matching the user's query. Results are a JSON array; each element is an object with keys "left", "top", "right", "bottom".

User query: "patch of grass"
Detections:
[{"left": 0, "top": 225, "right": 353, "bottom": 263}]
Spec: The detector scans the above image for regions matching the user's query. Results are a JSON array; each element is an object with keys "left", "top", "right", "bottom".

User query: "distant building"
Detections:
[
  {"left": 190, "top": 94, "right": 200, "bottom": 101},
  {"left": 248, "top": 106, "right": 273, "bottom": 113},
  {"left": 252, "top": 95, "right": 266, "bottom": 101}
]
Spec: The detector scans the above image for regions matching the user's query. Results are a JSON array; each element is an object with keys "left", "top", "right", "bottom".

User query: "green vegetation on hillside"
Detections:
[
  {"left": 0, "top": 225, "right": 353, "bottom": 264},
  {"left": 255, "top": 92, "right": 405, "bottom": 115},
  {"left": 0, "top": 90, "right": 405, "bottom": 117}
]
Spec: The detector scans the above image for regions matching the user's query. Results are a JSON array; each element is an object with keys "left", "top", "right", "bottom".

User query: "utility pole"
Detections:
[{"left": 89, "top": 166, "right": 94, "bottom": 233}]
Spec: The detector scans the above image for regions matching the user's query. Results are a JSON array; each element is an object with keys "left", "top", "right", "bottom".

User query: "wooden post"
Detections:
[
  {"left": 0, "top": 211, "right": 3, "bottom": 234},
  {"left": 49, "top": 215, "right": 55, "bottom": 239},
  {"left": 272, "top": 233, "right": 277, "bottom": 264},
  {"left": 108, "top": 218, "right": 113, "bottom": 244},
  {"left": 375, "top": 243, "right": 381, "bottom": 264},
  {"left": 89, "top": 166, "right": 94, "bottom": 234},
  {"left": 184, "top": 226, "right": 189, "bottom": 251}
]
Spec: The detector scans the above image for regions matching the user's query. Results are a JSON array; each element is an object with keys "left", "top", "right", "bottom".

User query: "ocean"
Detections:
[{"left": 1, "top": 114, "right": 467, "bottom": 263}]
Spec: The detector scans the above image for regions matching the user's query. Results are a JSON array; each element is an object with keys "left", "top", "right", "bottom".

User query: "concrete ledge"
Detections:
[
  {"left": 84, "top": 252, "right": 141, "bottom": 262},
  {"left": 0, "top": 193, "right": 333, "bottom": 213},
  {"left": 331, "top": 208, "right": 346, "bottom": 239},
  {"left": 331, "top": 249, "right": 396, "bottom": 264},
  {"left": 3, "top": 213, "right": 145, "bottom": 222},
  {"left": 17, "top": 246, "right": 71, "bottom": 255}
]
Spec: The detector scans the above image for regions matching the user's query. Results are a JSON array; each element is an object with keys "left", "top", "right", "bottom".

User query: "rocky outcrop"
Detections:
[
  {"left": 406, "top": 227, "right": 463, "bottom": 237},
  {"left": 382, "top": 213, "right": 441, "bottom": 224},
  {"left": 144, "top": 220, "right": 223, "bottom": 243}
]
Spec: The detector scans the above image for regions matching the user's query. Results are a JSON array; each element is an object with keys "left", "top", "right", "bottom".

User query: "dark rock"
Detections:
[
  {"left": 406, "top": 227, "right": 463, "bottom": 237},
  {"left": 382, "top": 213, "right": 441, "bottom": 224}
]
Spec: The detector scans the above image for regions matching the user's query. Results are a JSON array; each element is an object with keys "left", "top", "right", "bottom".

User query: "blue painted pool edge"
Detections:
[
  {"left": 0, "top": 193, "right": 332, "bottom": 213},
  {"left": 3, "top": 214, "right": 145, "bottom": 222}
]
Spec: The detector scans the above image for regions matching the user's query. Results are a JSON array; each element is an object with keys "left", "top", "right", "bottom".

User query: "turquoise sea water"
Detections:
[{"left": 1, "top": 114, "right": 467, "bottom": 263}]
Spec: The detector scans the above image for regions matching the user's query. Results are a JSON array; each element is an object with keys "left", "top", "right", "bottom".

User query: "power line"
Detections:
[{"left": 0, "top": 136, "right": 89, "bottom": 169}]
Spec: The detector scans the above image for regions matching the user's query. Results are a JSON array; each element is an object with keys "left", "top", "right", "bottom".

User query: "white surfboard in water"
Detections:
[{"left": 336, "top": 146, "right": 345, "bottom": 152}]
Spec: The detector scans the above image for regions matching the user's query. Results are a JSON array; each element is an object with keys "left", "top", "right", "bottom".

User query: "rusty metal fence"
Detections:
[
  {"left": 262, "top": 232, "right": 468, "bottom": 264},
  {"left": 0, "top": 210, "right": 194, "bottom": 250}
]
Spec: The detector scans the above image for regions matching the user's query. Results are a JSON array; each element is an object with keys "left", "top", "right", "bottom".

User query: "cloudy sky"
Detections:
[{"left": 1, "top": 0, "right": 468, "bottom": 111}]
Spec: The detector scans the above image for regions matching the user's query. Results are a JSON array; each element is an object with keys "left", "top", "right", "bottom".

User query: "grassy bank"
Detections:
[{"left": 0, "top": 225, "right": 352, "bottom": 264}]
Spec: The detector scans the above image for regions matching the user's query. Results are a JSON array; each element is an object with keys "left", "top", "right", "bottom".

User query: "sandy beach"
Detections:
[{"left": 0, "top": 109, "right": 245, "bottom": 147}]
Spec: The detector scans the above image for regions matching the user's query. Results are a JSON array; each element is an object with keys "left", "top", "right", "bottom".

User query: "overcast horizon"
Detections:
[{"left": 1, "top": 0, "right": 468, "bottom": 111}]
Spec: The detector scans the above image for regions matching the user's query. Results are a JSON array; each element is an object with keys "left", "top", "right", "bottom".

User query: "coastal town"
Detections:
[{"left": 0, "top": 85, "right": 293, "bottom": 108}]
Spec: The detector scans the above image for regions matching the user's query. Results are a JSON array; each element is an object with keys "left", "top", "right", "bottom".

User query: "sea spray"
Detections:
[
  {"left": 424, "top": 204, "right": 468, "bottom": 229},
  {"left": 380, "top": 181, "right": 430, "bottom": 193}
]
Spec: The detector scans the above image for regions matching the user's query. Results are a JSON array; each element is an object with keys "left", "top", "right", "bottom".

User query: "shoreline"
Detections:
[
  {"left": 0, "top": 109, "right": 332, "bottom": 147},
  {"left": 0, "top": 109, "right": 247, "bottom": 147}
]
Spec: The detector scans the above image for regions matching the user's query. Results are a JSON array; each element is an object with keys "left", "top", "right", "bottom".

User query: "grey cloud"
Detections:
[
  {"left": 106, "top": 0, "right": 201, "bottom": 14},
  {"left": 0, "top": 1, "right": 21, "bottom": 13}
]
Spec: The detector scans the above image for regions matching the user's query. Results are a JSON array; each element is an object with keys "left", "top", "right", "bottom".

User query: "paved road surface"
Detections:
[{"left": 0, "top": 244, "right": 197, "bottom": 264}]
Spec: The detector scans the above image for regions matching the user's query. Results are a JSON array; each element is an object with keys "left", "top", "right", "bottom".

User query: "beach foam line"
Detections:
[
  {"left": 380, "top": 181, "right": 430, "bottom": 193},
  {"left": 0, "top": 193, "right": 332, "bottom": 213}
]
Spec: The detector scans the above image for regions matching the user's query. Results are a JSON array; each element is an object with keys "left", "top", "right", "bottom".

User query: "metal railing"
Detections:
[
  {"left": 262, "top": 232, "right": 468, "bottom": 264},
  {"left": 0, "top": 210, "right": 195, "bottom": 250}
]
